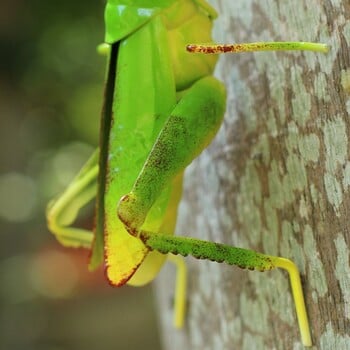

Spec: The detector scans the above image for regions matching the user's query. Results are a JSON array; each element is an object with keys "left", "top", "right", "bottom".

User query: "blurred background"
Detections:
[{"left": 0, "top": 1, "right": 162, "bottom": 349}]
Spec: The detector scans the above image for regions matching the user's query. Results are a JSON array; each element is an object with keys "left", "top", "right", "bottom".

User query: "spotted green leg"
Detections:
[
  {"left": 116, "top": 74, "right": 312, "bottom": 346},
  {"left": 140, "top": 231, "right": 311, "bottom": 346}
]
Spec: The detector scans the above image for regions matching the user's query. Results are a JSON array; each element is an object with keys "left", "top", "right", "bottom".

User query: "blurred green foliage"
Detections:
[{"left": 0, "top": 1, "right": 162, "bottom": 349}]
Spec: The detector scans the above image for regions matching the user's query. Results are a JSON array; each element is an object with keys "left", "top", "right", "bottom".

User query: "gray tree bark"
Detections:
[{"left": 156, "top": 1, "right": 350, "bottom": 349}]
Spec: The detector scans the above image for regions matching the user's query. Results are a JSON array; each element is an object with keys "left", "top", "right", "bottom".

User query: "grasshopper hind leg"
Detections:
[{"left": 141, "top": 232, "right": 312, "bottom": 347}]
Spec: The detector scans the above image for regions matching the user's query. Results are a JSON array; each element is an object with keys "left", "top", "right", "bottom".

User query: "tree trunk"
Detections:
[{"left": 156, "top": 0, "right": 350, "bottom": 349}]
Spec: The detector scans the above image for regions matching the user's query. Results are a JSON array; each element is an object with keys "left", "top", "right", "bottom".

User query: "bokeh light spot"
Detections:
[
  {"left": 0, "top": 172, "right": 37, "bottom": 222},
  {"left": 29, "top": 250, "right": 79, "bottom": 299}
]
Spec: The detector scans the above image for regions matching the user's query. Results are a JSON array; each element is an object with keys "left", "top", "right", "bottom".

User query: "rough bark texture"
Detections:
[{"left": 156, "top": 1, "right": 350, "bottom": 349}]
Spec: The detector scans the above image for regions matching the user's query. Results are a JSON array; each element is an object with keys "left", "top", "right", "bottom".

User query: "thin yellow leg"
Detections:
[
  {"left": 167, "top": 254, "right": 187, "bottom": 328},
  {"left": 274, "top": 257, "right": 312, "bottom": 347}
]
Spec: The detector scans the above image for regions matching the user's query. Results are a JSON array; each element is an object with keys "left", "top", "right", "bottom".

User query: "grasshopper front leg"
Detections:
[{"left": 46, "top": 150, "right": 98, "bottom": 248}]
